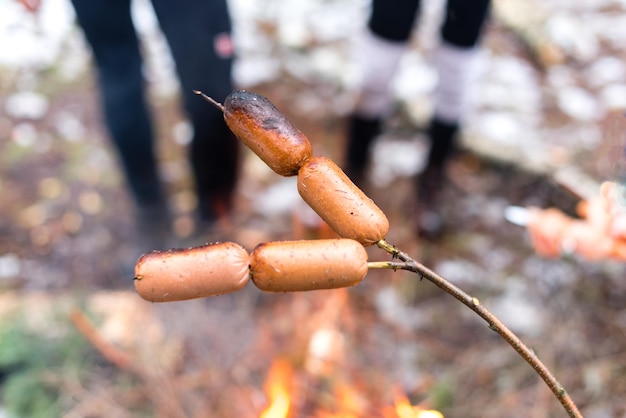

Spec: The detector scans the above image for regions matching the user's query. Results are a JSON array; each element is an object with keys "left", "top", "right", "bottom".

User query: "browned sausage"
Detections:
[
  {"left": 134, "top": 242, "right": 250, "bottom": 302},
  {"left": 297, "top": 156, "right": 389, "bottom": 246},
  {"left": 223, "top": 90, "right": 313, "bottom": 176},
  {"left": 250, "top": 239, "right": 368, "bottom": 292}
]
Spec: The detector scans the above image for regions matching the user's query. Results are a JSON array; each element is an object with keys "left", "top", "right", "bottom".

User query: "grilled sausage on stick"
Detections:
[
  {"left": 195, "top": 89, "right": 312, "bottom": 176},
  {"left": 250, "top": 239, "right": 368, "bottom": 292},
  {"left": 134, "top": 242, "right": 250, "bottom": 302},
  {"left": 297, "top": 156, "right": 389, "bottom": 246}
]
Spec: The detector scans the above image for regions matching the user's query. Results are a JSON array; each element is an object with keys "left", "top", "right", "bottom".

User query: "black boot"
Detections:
[
  {"left": 345, "top": 115, "right": 382, "bottom": 187},
  {"left": 424, "top": 118, "right": 458, "bottom": 171},
  {"left": 191, "top": 120, "right": 240, "bottom": 233},
  {"left": 416, "top": 118, "right": 458, "bottom": 238},
  {"left": 135, "top": 201, "right": 172, "bottom": 251},
  {"left": 118, "top": 198, "right": 171, "bottom": 281}
]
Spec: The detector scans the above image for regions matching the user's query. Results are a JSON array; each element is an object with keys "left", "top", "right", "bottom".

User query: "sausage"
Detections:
[
  {"left": 223, "top": 90, "right": 313, "bottom": 176},
  {"left": 134, "top": 242, "right": 250, "bottom": 302},
  {"left": 560, "top": 220, "right": 614, "bottom": 260},
  {"left": 526, "top": 207, "right": 571, "bottom": 258},
  {"left": 297, "top": 156, "right": 389, "bottom": 246},
  {"left": 250, "top": 239, "right": 368, "bottom": 292}
]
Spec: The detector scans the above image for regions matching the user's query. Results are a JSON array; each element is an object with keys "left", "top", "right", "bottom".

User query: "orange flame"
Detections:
[
  {"left": 258, "top": 359, "right": 443, "bottom": 418},
  {"left": 260, "top": 359, "right": 293, "bottom": 418},
  {"left": 391, "top": 389, "right": 444, "bottom": 418},
  {"left": 315, "top": 383, "right": 365, "bottom": 418}
]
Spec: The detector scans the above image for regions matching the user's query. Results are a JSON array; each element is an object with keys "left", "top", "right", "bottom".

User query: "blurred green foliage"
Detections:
[
  {"left": 0, "top": 312, "right": 92, "bottom": 418},
  {"left": 430, "top": 378, "right": 455, "bottom": 413}
]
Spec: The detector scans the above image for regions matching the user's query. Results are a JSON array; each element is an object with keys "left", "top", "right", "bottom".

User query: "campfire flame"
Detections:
[
  {"left": 259, "top": 359, "right": 443, "bottom": 418},
  {"left": 260, "top": 359, "right": 293, "bottom": 418},
  {"left": 388, "top": 389, "right": 444, "bottom": 418},
  {"left": 315, "top": 383, "right": 366, "bottom": 418}
]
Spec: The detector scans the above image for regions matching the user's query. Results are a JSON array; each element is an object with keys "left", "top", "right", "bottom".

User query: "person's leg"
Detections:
[
  {"left": 151, "top": 0, "right": 239, "bottom": 224},
  {"left": 71, "top": 0, "right": 165, "bottom": 210},
  {"left": 417, "top": 0, "right": 491, "bottom": 236},
  {"left": 345, "top": 0, "right": 420, "bottom": 185},
  {"left": 423, "top": 0, "right": 491, "bottom": 177},
  {"left": 71, "top": 0, "right": 171, "bottom": 253}
]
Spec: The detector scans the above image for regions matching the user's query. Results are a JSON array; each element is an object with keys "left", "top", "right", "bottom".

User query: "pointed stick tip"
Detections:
[{"left": 193, "top": 90, "right": 224, "bottom": 111}]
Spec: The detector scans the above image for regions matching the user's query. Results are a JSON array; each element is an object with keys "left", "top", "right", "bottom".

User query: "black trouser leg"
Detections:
[
  {"left": 71, "top": 0, "right": 165, "bottom": 209},
  {"left": 151, "top": 0, "right": 239, "bottom": 221}
]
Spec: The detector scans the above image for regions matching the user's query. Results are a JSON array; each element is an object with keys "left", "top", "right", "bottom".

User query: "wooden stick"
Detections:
[
  {"left": 194, "top": 90, "right": 224, "bottom": 111},
  {"left": 374, "top": 239, "right": 583, "bottom": 418},
  {"left": 69, "top": 308, "right": 137, "bottom": 373}
]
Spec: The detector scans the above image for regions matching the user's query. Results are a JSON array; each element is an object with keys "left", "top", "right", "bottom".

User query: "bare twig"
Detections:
[
  {"left": 70, "top": 309, "right": 138, "bottom": 374},
  {"left": 70, "top": 308, "right": 189, "bottom": 418},
  {"left": 371, "top": 239, "right": 583, "bottom": 418},
  {"left": 193, "top": 90, "right": 224, "bottom": 111}
]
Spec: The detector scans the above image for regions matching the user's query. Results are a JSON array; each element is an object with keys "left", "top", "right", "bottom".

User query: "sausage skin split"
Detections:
[
  {"left": 297, "top": 156, "right": 389, "bottom": 246},
  {"left": 223, "top": 90, "right": 313, "bottom": 176},
  {"left": 134, "top": 242, "right": 250, "bottom": 302},
  {"left": 250, "top": 239, "right": 368, "bottom": 292}
]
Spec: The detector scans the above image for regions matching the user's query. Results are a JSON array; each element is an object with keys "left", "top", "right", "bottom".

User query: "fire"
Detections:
[
  {"left": 258, "top": 358, "right": 443, "bottom": 418},
  {"left": 314, "top": 383, "right": 366, "bottom": 418},
  {"left": 387, "top": 389, "right": 444, "bottom": 418},
  {"left": 260, "top": 359, "right": 293, "bottom": 418}
]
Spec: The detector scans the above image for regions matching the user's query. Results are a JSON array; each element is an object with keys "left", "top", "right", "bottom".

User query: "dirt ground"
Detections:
[{"left": 2, "top": 3, "right": 626, "bottom": 417}]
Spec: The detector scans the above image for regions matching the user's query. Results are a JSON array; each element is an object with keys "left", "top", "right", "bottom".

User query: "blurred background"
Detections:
[{"left": 1, "top": 0, "right": 626, "bottom": 416}]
